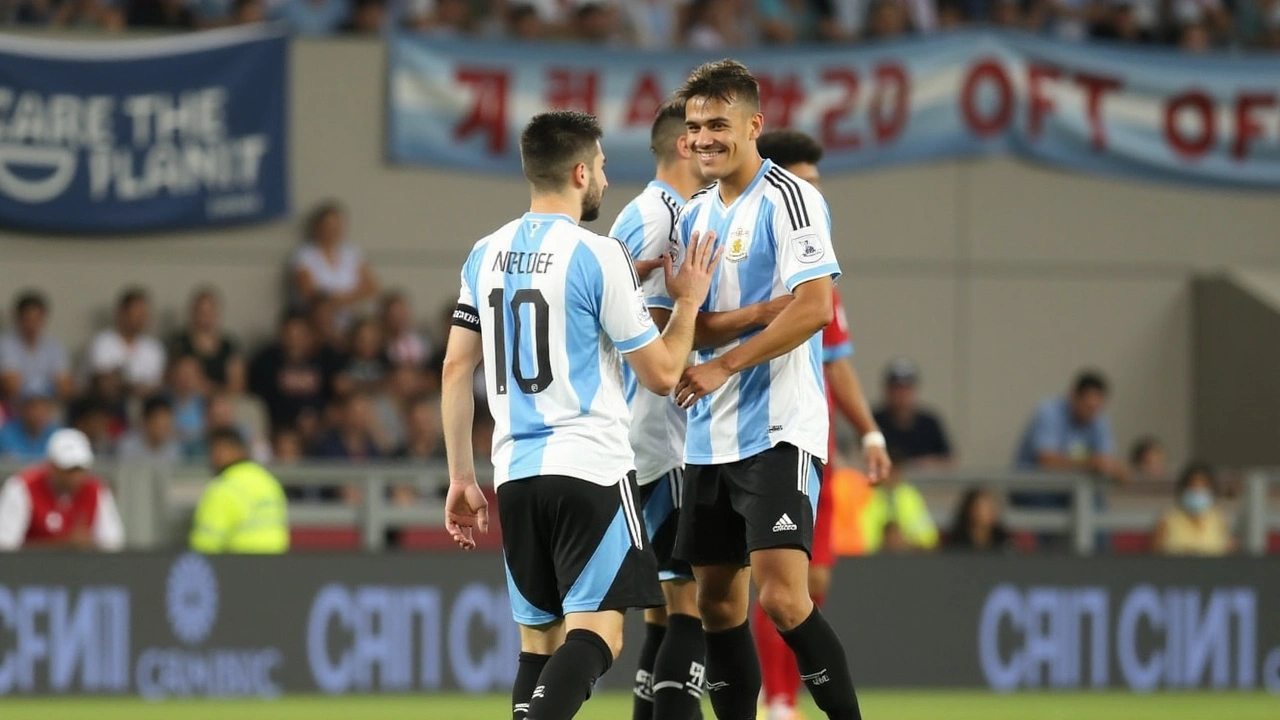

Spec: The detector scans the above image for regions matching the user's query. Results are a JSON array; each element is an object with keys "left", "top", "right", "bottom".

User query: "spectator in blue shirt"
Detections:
[
  {"left": 272, "top": 0, "right": 350, "bottom": 35},
  {"left": 1012, "top": 369, "right": 1130, "bottom": 511},
  {"left": 0, "top": 382, "right": 61, "bottom": 462}
]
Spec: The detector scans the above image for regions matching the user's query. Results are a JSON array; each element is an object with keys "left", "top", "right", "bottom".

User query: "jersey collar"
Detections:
[{"left": 648, "top": 180, "right": 686, "bottom": 204}]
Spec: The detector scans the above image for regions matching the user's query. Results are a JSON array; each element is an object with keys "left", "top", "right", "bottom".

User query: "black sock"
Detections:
[
  {"left": 704, "top": 621, "right": 760, "bottom": 720},
  {"left": 780, "top": 607, "right": 862, "bottom": 720},
  {"left": 527, "top": 629, "right": 613, "bottom": 720},
  {"left": 652, "top": 613, "right": 707, "bottom": 720},
  {"left": 632, "top": 622, "right": 666, "bottom": 720},
  {"left": 513, "top": 652, "right": 551, "bottom": 720}
]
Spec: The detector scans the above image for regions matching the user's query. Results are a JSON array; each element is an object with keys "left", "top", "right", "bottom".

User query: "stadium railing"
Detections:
[{"left": 1, "top": 461, "right": 1275, "bottom": 554}]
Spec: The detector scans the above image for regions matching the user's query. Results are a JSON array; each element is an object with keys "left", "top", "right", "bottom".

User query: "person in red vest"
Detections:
[{"left": 0, "top": 428, "right": 124, "bottom": 551}]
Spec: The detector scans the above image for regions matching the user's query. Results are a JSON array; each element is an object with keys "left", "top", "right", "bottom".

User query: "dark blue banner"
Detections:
[{"left": 0, "top": 27, "right": 289, "bottom": 233}]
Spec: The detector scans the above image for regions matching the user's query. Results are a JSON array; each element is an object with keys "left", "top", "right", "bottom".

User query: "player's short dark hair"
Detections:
[
  {"left": 117, "top": 286, "right": 149, "bottom": 312},
  {"left": 519, "top": 111, "right": 603, "bottom": 193},
  {"left": 207, "top": 425, "right": 247, "bottom": 450},
  {"left": 757, "top": 129, "right": 824, "bottom": 168},
  {"left": 676, "top": 59, "right": 760, "bottom": 111},
  {"left": 650, "top": 98, "right": 687, "bottom": 163},
  {"left": 13, "top": 290, "right": 48, "bottom": 316},
  {"left": 1072, "top": 370, "right": 1109, "bottom": 397},
  {"left": 142, "top": 394, "right": 173, "bottom": 419}
]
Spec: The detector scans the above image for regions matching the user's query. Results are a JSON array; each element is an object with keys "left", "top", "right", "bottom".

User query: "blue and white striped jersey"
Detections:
[
  {"left": 609, "top": 181, "right": 688, "bottom": 486},
  {"left": 456, "top": 213, "right": 660, "bottom": 488},
  {"left": 660, "top": 160, "right": 841, "bottom": 465}
]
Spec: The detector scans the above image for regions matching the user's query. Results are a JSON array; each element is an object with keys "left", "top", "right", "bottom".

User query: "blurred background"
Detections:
[{"left": 0, "top": 4, "right": 1279, "bottom": 717}]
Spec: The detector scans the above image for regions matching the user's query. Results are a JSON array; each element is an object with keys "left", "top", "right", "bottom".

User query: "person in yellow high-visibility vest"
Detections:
[
  {"left": 860, "top": 457, "right": 939, "bottom": 554},
  {"left": 190, "top": 426, "right": 289, "bottom": 554}
]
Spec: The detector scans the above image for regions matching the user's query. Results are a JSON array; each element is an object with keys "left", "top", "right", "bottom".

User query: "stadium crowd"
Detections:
[
  {"left": 0, "top": 197, "right": 1238, "bottom": 556},
  {"left": 2, "top": 0, "right": 1279, "bottom": 52}
]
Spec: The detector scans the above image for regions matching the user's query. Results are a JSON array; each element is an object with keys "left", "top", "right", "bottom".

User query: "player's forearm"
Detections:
[
  {"left": 693, "top": 305, "right": 768, "bottom": 351},
  {"left": 440, "top": 360, "right": 478, "bottom": 484},
  {"left": 827, "top": 358, "right": 877, "bottom": 437},
  {"left": 717, "top": 292, "right": 830, "bottom": 375},
  {"left": 657, "top": 299, "right": 700, "bottom": 378}
]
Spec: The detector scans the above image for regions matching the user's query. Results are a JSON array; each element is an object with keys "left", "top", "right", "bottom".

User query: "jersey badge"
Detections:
[
  {"left": 794, "top": 233, "right": 825, "bottom": 264},
  {"left": 726, "top": 227, "right": 750, "bottom": 263}
]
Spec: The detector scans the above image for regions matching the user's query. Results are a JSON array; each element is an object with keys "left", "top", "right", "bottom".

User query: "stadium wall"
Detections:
[
  {"left": 2, "top": 38, "right": 1280, "bottom": 466},
  {"left": 1, "top": 552, "right": 1278, "bottom": 696}
]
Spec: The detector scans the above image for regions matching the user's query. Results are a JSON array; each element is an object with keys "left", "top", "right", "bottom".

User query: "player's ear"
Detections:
[
  {"left": 749, "top": 112, "right": 764, "bottom": 142},
  {"left": 572, "top": 161, "right": 588, "bottom": 189},
  {"left": 676, "top": 133, "right": 693, "bottom": 160}
]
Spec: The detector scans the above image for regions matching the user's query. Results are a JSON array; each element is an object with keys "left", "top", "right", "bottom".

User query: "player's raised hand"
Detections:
[
  {"left": 665, "top": 230, "right": 721, "bottom": 308},
  {"left": 444, "top": 481, "right": 489, "bottom": 550}
]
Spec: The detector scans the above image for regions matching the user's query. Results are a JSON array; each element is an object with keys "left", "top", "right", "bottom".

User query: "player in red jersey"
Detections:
[
  {"left": 752, "top": 130, "right": 891, "bottom": 720},
  {"left": 0, "top": 428, "right": 125, "bottom": 551}
]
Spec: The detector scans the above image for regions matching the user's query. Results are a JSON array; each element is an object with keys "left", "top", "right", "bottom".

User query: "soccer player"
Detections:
[
  {"left": 664, "top": 60, "right": 865, "bottom": 720},
  {"left": 440, "top": 110, "right": 721, "bottom": 720},
  {"left": 751, "top": 129, "right": 891, "bottom": 720}
]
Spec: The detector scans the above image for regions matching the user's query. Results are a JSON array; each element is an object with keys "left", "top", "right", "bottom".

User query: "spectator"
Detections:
[
  {"left": 117, "top": 395, "right": 182, "bottom": 464},
  {"left": 1012, "top": 369, "right": 1129, "bottom": 486},
  {"left": 333, "top": 317, "right": 390, "bottom": 397},
  {"left": 393, "top": 393, "right": 444, "bottom": 461},
  {"left": 936, "top": 0, "right": 966, "bottom": 27},
  {"left": 228, "top": 0, "right": 268, "bottom": 24},
  {"left": 170, "top": 287, "right": 244, "bottom": 394},
  {"left": 0, "top": 291, "right": 72, "bottom": 404},
  {"left": 947, "top": 487, "right": 1013, "bottom": 552},
  {"left": 684, "top": 0, "right": 754, "bottom": 48},
  {"left": 292, "top": 200, "right": 379, "bottom": 328},
  {"left": 872, "top": 357, "right": 953, "bottom": 468},
  {"left": 0, "top": 383, "right": 60, "bottom": 462},
  {"left": 248, "top": 312, "right": 329, "bottom": 435},
  {"left": 1130, "top": 436, "right": 1169, "bottom": 481},
  {"left": 272, "top": 0, "right": 351, "bottom": 34},
  {"left": 66, "top": 395, "right": 118, "bottom": 458},
  {"left": 307, "top": 295, "right": 351, "bottom": 373},
  {"left": 86, "top": 287, "right": 166, "bottom": 397},
  {"left": 50, "top": 0, "right": 125, "bottom": 29},
  {"left": 190, "top": 426, "right": 289, "bottom": 554},
  {"left": 860, "top": 455, "right": 939, "bottom": 553},
  {"left": 381, "top": 291, "right": 430, "bottom": 369},
  {"left": 271, "top": 426, "right": 305, "bottom": 464},
  {"left": 373, "top": 364, "right": 425, "bottom": 450},
  {"left": 758, "top": 0, "right": 837, "bottom": 44},
  {"left": 405, "top": 0, "right": 473, "bottom": 34},
  {"left": 127, "top": 0, "right": 197, "bottom": 27},
  {"left": 0, "top": 429, "right": 124, "bottom": 552},
  {"left": 572, "top": 1, "right": 623, "bottom": 43},
  {"left": 342, "top": 0, "right": 387, "bottom": 31},
  {"left": 168, "top": 355, "right": 209, "bottom": 454},
  {"left": 991, "top": 0, "right": 1026, "bottom": 27},
  {"left": 619, "top": 0, "right": 684, "bottom": 47},
  {"left": 189, "top": 391, "right": 270, "bottom": 462},
  {"left": 310, "top": 391, "right": 382, "bottom": 461},
  {"left": 1152, "top": 462, "right": 1234, "bottom": 555},
  {"left": 505, "top": 2, "right": 551, "bottom": 39},
  {"left": 866, "top": 0, "right": 914, "bottom": 37}
]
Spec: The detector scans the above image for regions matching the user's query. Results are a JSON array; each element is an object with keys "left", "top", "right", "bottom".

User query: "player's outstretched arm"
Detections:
[
  {"left": 826, "top": 357, "right": 891, "bottom": 482},
  {"left": 625, "top": 230, "right": 722, "bottom": 395},
  {"left": 440, "top": 325, "right": 489, "bottom": 550},
  {"left": 676, "top": 276, "right": 833, "bottom": 408},
  {"left": 693, "top": 295, "right": 793, "bottom": 350}
]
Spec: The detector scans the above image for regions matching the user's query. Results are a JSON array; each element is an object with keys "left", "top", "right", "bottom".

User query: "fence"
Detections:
[{"left": 2, "top": 461, "right": 1276, "bottom": 555}]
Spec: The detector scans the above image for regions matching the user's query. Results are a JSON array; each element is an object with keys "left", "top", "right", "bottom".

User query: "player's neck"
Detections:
[
  {"left": 653, "top": 165, "right": 701, "bottom": 203},
  {"left": 528, "top": 194, "right": 581, "bottom": 224},
  {"left": 717, "top": 154, "right": 764, "bottom": 206}
]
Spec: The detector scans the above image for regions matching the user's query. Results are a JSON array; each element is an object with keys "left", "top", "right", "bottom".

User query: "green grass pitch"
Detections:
[{"left": 5, "top": 691, "right": 1278, "bottom": 720}]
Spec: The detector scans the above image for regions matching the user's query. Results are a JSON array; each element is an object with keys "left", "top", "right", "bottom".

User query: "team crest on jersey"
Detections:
[
  {"left": 794, "top": 233, "right": 825, "bottom": 264},
  {"left": 726, "top": 227, "right": 750, "bottom": 263}
]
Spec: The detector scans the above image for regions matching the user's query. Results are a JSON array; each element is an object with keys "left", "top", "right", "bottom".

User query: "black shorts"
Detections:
[
  {"left": 498, "top": 473, "right": 665, "bottom": 626},
  {"left": 638, "top": 469, "right": 694, "bottom": 582},
  {"left": 674, "top": 443, "right": 823, "bottom": 567}
]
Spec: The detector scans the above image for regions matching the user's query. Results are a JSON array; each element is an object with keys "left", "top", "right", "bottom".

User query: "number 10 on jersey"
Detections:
[{"left": 487, "top": 288, "right": 553, "bottom": 395}]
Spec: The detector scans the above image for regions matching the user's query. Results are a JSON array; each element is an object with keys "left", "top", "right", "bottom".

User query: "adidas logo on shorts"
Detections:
[{"left": 772, "top": 513, "right": 798, "bottom": 532}]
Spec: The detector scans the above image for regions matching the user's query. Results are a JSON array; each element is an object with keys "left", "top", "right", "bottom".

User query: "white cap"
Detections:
[{"left": 47, "top": 428, "right": 94, "bottom": 470}]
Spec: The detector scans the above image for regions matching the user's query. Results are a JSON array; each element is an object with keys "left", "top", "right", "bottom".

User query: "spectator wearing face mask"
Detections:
[{"left": 1152, "top": 462, "right": 1235, "bottom": 556}]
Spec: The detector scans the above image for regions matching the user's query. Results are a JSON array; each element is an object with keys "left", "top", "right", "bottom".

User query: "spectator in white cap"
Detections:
[
  {"left": 0, "top": 428, "right": 125, "bottom": 551},
  {"left": 872, "top": 357, "right": 955, "bottom": 469}
]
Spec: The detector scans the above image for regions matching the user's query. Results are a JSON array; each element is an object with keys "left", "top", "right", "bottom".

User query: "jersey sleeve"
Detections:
[
  {"left": 611, "top": 200, "right": 678, "bottom": 312},
  {"left": 822, "top": 290, "right": 854, "bottom": 363},
  {"left": 773, "top": 182, "right": 841, "bottom": 293},
  {"left": 0, "top": 477, "right": 31, "bottom": 551},
  {"left": 93, "top": 487, "right": 125, "bottom": 552},
  {"left": 595, "top": 239, "right": 660, "bottom": 354},
  {"left": 452, "top": 243, "right": 485, "bottom": 333}
]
